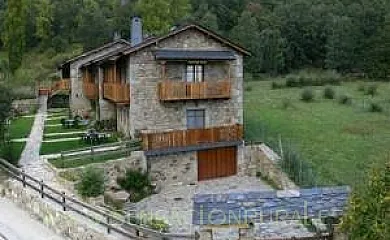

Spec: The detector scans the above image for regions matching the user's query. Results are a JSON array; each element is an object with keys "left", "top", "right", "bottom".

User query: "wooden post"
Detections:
[
  {"left": 40, "top": 180, "right": 44, "bottom": 198},
  {"left": 22, "top": 170, "right": 26, "bottom": 188},
  {"left": 107, "top": 216, "right": 111, "bottom": 234},
  {"left": 62, "top": 192, "right": 66, "bottom": 211}
]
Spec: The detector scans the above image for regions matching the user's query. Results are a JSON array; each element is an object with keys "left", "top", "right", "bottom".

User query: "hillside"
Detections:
[{"left": 245, "top": 80, "right": 390, "bottom": 187}]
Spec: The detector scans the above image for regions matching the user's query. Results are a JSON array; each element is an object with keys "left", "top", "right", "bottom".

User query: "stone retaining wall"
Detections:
[
  {"left": 0, "top": 180, "right": 118, "bottom": 240},
  {"left": 244, "top": 144, "right": 297, "bottom": 190},
  {"left": 12, "top": 98, "right": 38, "bottom": 115}
]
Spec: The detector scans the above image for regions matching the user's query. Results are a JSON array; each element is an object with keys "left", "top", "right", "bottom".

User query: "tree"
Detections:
[
  {"left": 2, "top": 0, "right": 27, "bottom": 73},
  {"left": 136, "top": 0, "right": 190, "bottom": 35},
  {"left": 341, "top": 163, "right": 390, "bottom": 240},
  {"left": 257, "top": 28, "right": 286, "bottom": 75},
  {"left": 0, "top": 84, "right": 13, "bottom": 142},
  {"left": 34, "top": 0, "right": 53, "bottom": 46}
]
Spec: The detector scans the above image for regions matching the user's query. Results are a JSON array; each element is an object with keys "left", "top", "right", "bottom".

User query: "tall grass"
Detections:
[{"left": 250, "top": 122, "right": 319, "bottom": 187}]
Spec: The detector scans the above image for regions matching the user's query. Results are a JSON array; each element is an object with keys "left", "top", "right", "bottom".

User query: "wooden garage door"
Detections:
[{"left": 198, "top": 147, "right": 237, "bottom": 181}]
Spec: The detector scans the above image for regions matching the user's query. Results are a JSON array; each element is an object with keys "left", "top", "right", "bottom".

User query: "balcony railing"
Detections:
[
  {"left": 103, "top": 82, "right": 130, "bottom": 104},
  {"left": 83, "top": 81, "right": 98, "bottom": 99},
  {"left": 52, "top": 79, "right": 70, "bottom": 92},
  {"left": 158, "top": 81, "right": 231, "bottom": 101},
  {"left": 141, "top": 124, "right": 243, "bottom": 151}
]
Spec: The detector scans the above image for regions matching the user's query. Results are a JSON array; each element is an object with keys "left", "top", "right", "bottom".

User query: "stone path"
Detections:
[{"left": 132, "top": 176, "right": 272, "bottom": 233}]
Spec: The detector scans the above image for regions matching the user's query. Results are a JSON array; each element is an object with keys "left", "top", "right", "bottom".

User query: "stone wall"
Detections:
[
  {"left": 244, "top": 144, "right": 298, "bottom": 190},
  {"left": 97, "top": 66, "right": 116, "bottom": 121},
  {"left": 148, "top": 151, "right": 198, "bottom": 186},
  {"left": 116, "top": 107, "right": 131, "bottom": 137},
  {"left": 70, "top": 42, "right": 128, "bottom": 117},
  {"left": 0, "top": 181, "right": 118, "bottom": 240},
  {"left": 12, "top": 98, "right": 38, "bottom": 115},
  {"left": 128, "top": 29, "right": 244, "bottom": 138},
  {"left": 55, "top": 151, "right": 147, "bottom": 190}
]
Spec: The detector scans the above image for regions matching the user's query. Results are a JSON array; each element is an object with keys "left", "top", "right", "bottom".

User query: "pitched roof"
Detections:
[
  {"left": 193, "top": 186, "right": 351, "bottom": 226},
  {"left": 59, "top": 39, "right": 131, "bottom": 68},
  {"left": 123, "top": 24, "right": 251, "bottom": 56}
]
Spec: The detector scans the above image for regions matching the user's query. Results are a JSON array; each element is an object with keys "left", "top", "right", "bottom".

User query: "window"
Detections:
[
  {"left": 187, "top": 109, "right": 205, "bottom": 129},
  {"left": 186, "top": 64, "right": 204, "bottom": 82}
]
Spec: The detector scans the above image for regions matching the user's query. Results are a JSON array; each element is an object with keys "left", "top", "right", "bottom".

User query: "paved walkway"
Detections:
[
  {"left": 0, "top": 198, "right": 65, "bottom": 240},
  {"left": 132, "top": 176, "right": 272, "bottom": 233}
]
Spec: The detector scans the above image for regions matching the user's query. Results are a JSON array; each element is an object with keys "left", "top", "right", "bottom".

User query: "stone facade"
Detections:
[
  {"left": 148, "top": 151, "right": 198, "bottom": 186},
  {"left": 128, "top": 29, "right": 244, "bottom": 136}
]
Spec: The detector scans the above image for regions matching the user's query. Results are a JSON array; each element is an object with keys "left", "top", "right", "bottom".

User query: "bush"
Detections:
[
  {"left": 301, "top": 88, "right": 315, "bottom": 102},
  {"left": 117, "top": 169, "right": 152, "bottom": 202},
  {"left": 76, "top": 167, "right": 105, "bottom": 198},
  {"left": 358, "top": 84, "right": 366, "bottom": 92},
  {"left": 245, "top": 86, "right": 253, "bottom": 92},
  {"left": 282, "top": 99, "right": 293, "bottom": 109},
  {"left": 129, "top": 216, "right": 170, "bottom": 233},
  {"left": 339, "top": 95, "right": 352, "bottom": 105},
  {"left": 323, "top": 87, "right": 335, "bottom": 99},
  {"left": 369, "top": 102, "right": 383, "bottom": 113},
  {"left": 271, "top": 81, "right": 283, "bottom": 89},
  {"left": 365, "top": 85, "right": 378, "bottom": 97}
]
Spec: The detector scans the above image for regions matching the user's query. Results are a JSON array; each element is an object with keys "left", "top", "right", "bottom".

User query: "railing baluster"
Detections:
[
  {"left": 40, "top": 180, "right": 44, "bottom": 198},
  {"left": 22, "top": 170, "right": 26, "bottom": 188}
]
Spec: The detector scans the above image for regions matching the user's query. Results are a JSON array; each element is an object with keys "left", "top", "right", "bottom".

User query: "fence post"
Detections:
[
  {"left": 40, "top": 180, "right": 44, "bottom": 198},
  {"left": 22, "top": 170, "right": 26, "bottom": 188},
  {"left": 107, "top": 216, "right": 111, "bottom": 234},
  {"left": 62, "top": 192, "right": 66, "bottom": 211}
]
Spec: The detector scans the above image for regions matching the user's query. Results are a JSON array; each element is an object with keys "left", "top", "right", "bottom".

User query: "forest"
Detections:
[{"left": 1, "top": 0, "right": 390, "bottom": 79}]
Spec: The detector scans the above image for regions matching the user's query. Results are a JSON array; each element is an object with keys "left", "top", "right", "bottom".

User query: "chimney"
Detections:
[{"left": 131, "top": 17, "right": 143, "bottom": 47}]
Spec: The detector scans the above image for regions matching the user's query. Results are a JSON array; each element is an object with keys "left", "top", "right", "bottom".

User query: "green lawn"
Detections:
[
  {"left": 0, "top": 142, "right": 26, "bottom": 164},
  {"left": 44, "top": 125, "right": 87, "bottom": 134},
  {"left": 245, "top": 80, "right": 390, "bottom": 188},
  {"left": 40, "top": 138, "right": 117, "bottom": 155},
  {"left": 8, "top": 117, "right": 35, "bottom": 139},
  {"left": 49, "top": 150, "right": 129, "bottom": 169}
]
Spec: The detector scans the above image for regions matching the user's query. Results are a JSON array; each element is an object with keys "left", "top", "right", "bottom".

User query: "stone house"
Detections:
[{"left": 59, "top": 18, "right": 251, "bottom": 185}]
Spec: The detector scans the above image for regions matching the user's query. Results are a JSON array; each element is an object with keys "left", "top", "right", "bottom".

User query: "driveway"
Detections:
[
  {"left": 131, "top": 176, "right": 272, "bottom": 233},
  {"left": 0, "top": 198, "right": 65, "bottom": 240}
]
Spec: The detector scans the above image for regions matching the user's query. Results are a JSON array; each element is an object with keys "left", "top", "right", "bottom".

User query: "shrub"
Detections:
[
  {"left": 282, "top": 99, "right": 293, "bottom": 109},
  {"left": 117, "top": 170, "right": 152, "bottom": 202},
  {"left": 245, "top": 86, "right": 253, "bottom": 92},
  {"left": 323, "top": 87, "right": 335, "bottom": 99},
  {"left": 339, "top": 95, "right": 352, "bottom": 105},
  {"left": 365, "top": 85, "right": 378, "bottom": 97},
  {"left": 301, "top": 88, "right": 315, "bottom": 102},
  {"left": 369, "top": 102, "right": 383, "bottom": 113},
  {"left": 271, "top": 81, "right": 283, "bottom": 89},
  {"left": 358, "top": 84, "right": 366, "bottom": 92},
  {"left": 76, "top": 167, "right": 105, "bottom": 198},
  {"left": 129, "top": 216, "right": 170, "bottom": 233},
  {"left": 286, "top": 77, "right": 299, "bottom": 88}
]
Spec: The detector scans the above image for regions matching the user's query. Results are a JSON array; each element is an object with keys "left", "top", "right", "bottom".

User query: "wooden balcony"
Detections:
[
  {"left": 158, "top": 81, "right": 231, "bottom": 101},
  {"left": 103, "top": 82, "right": 130, "bottom": 104},
  {"left": 52, "top": 79, "right": 70, "bottom": 92},
  {"left": 141, "top": 124, "right": 243, "bottom": 151},
  {"left": 83, "top": 81, "right": 98, "bottom": 99}
]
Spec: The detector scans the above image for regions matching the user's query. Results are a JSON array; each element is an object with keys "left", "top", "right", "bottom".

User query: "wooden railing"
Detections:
[
  {"left": 52, "top": 79, "right": 70, "bottom": 92},
  {"left": 103, "top": 83, "right": 130, "bottom": 104},
  {"left": 83, "top": 81, "right": 98, "bottom": 99},
  {"left": 158, "top": 81, "right": 231, "bottom": 101},
  {"left": 0, "top": 158, "right": 197, "bottom": 239},
  {"left": 141, "top": 124, "right": 243, "bottom": 151}
]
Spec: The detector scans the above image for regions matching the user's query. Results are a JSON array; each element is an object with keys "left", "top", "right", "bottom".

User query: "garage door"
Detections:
[{"left": 198, "top": 147, "right": 237, "bottom": 181}]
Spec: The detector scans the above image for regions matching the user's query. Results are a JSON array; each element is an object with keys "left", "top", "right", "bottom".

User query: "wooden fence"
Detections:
[
  {"left": 0, "top": 158, "right": 197, "bottom": 240},
  {"left": 142, "top": 124, "right": 243, "bottom": 151}
]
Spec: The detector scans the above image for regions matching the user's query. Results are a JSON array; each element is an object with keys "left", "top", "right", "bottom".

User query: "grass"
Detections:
[
  {"left": 40, "top": 138, "right": 117, "bottom": 155},
  {"left": 245, "top": 80, "right": 390, "bottom": 188},
  {"left": 49, "top": 150, "right": 129, "bottom": 169},
  {"left": 0, "top": 142, "right": 26, "bottom": 163},
  {"left": 43, "top": 133, "right": 84, "bottom": 140},
  {"left": 8, "top": 117, "right": 35, "bottom": 139},
  {"left": 44, "top": 125, "right": 87, "bottom": 134}
]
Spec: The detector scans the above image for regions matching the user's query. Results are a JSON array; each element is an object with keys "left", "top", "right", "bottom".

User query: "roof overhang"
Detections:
[{"left": 154, "top": 50, "right": 236, "bottom": 61}]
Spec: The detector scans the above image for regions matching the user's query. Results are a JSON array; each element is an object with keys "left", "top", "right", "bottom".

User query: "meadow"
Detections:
[{"left": 244, "top": 80, "right": 390, "bottom": 187}]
